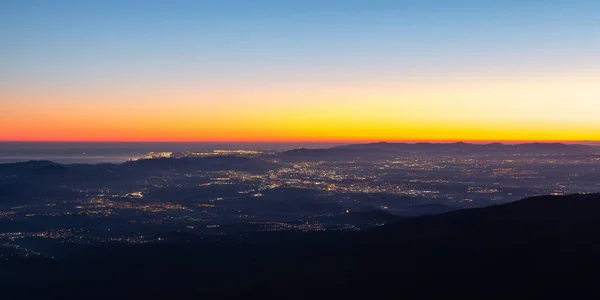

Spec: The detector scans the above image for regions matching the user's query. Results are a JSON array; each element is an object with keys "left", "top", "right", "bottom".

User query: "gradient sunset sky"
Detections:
[{"left": 2, "top": 0, "right": 599, "bottom": 142}]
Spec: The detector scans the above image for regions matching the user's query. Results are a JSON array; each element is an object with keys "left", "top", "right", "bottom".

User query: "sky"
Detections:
[{"left": 2, "top": 0, "right": 599, "bottom": 142}]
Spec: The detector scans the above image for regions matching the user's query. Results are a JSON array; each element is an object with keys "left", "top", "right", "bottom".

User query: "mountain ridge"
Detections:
[{"left": 280, "top": 142, "right": 598, "bottom": 161}]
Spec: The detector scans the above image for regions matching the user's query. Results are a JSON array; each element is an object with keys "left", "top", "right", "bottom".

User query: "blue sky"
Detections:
[{"left": 3, "top": 0, "right": 599, "bottom": 87}]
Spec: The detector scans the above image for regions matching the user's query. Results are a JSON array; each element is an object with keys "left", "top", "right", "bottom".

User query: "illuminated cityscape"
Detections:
[{"left": 1, "top": 143, "right": 599, "bottom": 258}]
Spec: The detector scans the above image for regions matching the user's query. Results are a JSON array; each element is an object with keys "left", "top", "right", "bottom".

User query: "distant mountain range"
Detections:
[{"left": 280, "top": 142, "right": 599, "bottom": 161}]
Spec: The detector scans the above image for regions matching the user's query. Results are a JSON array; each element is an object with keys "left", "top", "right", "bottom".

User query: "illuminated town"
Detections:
[{"left": 1, "top": 144, "right": 599, "bottom": 258}]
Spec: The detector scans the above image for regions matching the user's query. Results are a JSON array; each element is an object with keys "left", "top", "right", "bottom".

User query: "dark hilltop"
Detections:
[{"left": 2, "top": 193, "right": 600, "bottom": 299}]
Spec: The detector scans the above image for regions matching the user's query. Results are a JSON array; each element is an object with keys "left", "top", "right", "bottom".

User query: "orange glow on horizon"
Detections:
[{"left": 3, "top": 73, "right": 600, "bottom": 143}]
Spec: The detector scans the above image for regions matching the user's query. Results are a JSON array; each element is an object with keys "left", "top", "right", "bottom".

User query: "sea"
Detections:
[{"left": 0, "top": 142, "right": 345, "bottom": 164}]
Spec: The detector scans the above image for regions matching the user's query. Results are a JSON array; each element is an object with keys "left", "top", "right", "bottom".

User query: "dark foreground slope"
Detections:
[{"left": 3, "top": 193, "right": 600, "bottom": 299}]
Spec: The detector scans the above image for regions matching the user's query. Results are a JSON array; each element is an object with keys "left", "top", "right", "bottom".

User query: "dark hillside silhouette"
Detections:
[{"left": 2, "top": 193, "right": 600, "bottom": 299}]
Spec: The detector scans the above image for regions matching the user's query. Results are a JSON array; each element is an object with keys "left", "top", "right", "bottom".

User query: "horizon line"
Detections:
[{"left": 1, "top": 139, "right": 599, "bottom": 144}]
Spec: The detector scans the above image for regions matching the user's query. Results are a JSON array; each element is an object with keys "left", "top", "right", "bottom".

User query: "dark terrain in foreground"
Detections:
[{"left": 2, "top": 193, "right": 600, "bottom": 299}]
